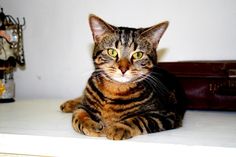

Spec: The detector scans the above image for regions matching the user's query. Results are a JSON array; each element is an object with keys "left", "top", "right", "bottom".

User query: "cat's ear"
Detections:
[
  {"left": 89, "top": 14, "right": 115, "bottom": 43},
  {"left": 141, "top": 21, "right": 169, "bottom": 48}
]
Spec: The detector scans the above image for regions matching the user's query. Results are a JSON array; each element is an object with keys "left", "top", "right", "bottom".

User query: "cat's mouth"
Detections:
[
  {"left": 111, "top": 75, "right": 133, "bottom": 83},
  {"left": 108, "top": 73, "right": 147, "bottom": 84},
  {"left": 102, "top": 72, "right": 135, "bottom": 83}
]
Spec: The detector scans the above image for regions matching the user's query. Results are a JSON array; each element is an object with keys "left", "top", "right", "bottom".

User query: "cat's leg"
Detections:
[
  {"left": 72, "top": 108, "right": 104, "bottom": 137},
  {"left": 60, "top": 97, "right": 83, "bottom": 113},
  {"left": 105, "top": 111, "right": 180, "bottom": 140}
]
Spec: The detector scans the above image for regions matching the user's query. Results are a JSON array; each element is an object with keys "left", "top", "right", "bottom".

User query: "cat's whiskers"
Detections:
[
  {"left": 140, "top": 73, "right": 169, "bottom": 95},
  {"left": 148, "top": 75, "right": 168, "bottom": 93}
]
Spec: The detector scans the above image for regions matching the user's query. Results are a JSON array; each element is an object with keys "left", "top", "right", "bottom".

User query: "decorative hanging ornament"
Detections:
[{"left": 0, "top": 8, "right": 26, "bottom": 102}]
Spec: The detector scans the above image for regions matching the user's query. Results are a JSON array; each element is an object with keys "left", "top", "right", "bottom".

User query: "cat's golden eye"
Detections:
[
  {"left": 132, "top": 51, "right": 143, "bottom": 60},
  {"left": 107, "top": 48, "right": 118, "bottom": 58}
]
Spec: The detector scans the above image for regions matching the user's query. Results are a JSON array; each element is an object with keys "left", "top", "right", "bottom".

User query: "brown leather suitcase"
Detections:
[{"left": 158, "top": 61, "right": 236, "bottom": 111}]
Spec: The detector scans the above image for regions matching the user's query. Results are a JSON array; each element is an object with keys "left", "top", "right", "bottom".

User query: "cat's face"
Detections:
[{"left": 89, "top": 15, "right": 168, "bottom": 83}]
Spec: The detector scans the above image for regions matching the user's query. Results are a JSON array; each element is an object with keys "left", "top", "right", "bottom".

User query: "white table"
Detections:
[{"left": 0, "top": 100, "right": 236, "bottom": 156}]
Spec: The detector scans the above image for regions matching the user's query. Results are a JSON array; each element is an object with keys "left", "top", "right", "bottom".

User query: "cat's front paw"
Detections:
[
  {"left": 105, "top": 123, "right": 132, "bottom": 140},
  {"left": 60, "top": 98, "right": 83, "bottom": 113},
  {"left": 72, "top": 110, "right": 104, "bottom": 137},
  {"left": 60, "top": 100, "right": 77, "bottom": 113}
]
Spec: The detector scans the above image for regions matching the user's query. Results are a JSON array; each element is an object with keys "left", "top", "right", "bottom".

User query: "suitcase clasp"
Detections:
[{"left": 228, "top": 69, "right": 236, "bottom": 78}]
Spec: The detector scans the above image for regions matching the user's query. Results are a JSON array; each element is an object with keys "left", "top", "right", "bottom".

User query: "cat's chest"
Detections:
[
  {"left": 97, "top": 79, "right": 139, "bottom": 99},
  {"left": 96, "top": 80, "right": 144, "bottom": 124}
]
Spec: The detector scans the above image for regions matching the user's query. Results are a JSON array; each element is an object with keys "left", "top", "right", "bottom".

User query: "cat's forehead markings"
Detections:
[
  {"left": 127, "top": 32, "right": 134, "bottom": 48},
  {"left": 115, "top": 28, "right": 138, "bottom": 55},
  {"left": 118, "top": 28, "right": 135, "bottom": 47},
  {"left": 120, "top": 29, "right": 126, "bottom": 45}
]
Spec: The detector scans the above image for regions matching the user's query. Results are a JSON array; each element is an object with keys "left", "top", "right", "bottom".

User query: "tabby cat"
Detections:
[{"left": 60, "top": 14, "right": 186, "bottom": 140}]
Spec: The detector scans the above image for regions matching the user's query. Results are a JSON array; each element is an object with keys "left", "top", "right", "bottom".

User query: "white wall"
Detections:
[{"left": 0, "top": 0, "right": 236, "bottom": 99}]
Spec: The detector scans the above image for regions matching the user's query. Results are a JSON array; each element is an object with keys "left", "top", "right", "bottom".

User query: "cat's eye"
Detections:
[
  {"left": 107, "top": 48, "right": 118, "bottom": 58},
  {"left": 132, "top": 51, "right": 143, "bottom": 60}
]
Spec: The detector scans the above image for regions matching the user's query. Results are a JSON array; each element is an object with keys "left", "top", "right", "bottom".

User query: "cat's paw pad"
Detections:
[
  {"left": 106, "top": 123, "right": 132, "bottom": 140},
  {"left": 60, "top": 100, "right": 77, "bottom": 113}
]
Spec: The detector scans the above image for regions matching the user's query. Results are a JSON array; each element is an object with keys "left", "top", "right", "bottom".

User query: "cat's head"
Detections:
[{"left": 89, "top": 14, "right": 168, "bottom": 83}]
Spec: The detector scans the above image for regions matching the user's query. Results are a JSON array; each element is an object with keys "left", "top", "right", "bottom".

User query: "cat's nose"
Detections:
[
  {"left": 119, "top": 65, "right": 129, "bottom": 74},
  {"left": 118, "top": 58, "right": 130, "bottom": 74}
]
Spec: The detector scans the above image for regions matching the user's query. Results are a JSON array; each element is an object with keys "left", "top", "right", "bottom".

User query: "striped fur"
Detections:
[{"left": 60, "top": 15, "right": 186, "bottom": 140}]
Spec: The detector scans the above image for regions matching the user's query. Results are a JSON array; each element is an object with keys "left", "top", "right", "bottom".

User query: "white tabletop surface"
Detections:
[{"left": 0, "top": 100, "right": 236, "bottom": 156}]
